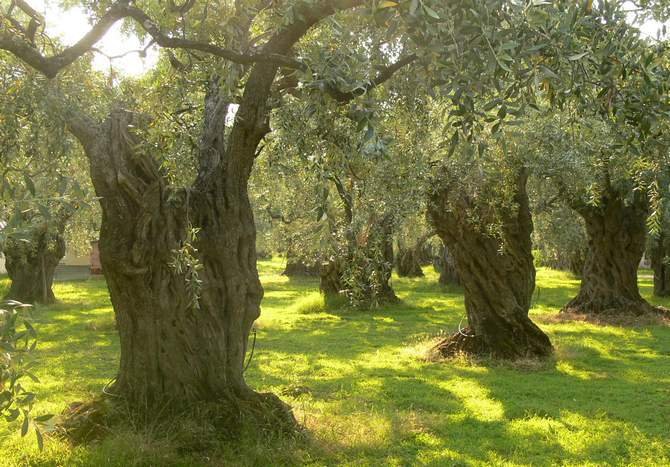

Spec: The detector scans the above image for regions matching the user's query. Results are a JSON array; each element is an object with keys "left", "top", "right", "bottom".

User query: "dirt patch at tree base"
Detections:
[
  {"left": 427, "top": 327, "right": 553, "bottom": 362},
  {"left": 543, "top": 307, "right": 670, "bottom": 327}
]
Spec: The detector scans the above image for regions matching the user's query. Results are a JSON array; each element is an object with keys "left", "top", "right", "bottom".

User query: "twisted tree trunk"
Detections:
[
  {"left": 58, "top": 49, "right": 305, "bottom": 430},
  {"left": 427, "top": 171, "right": 552, "bottom": 359},
  {"left": 320, "top": 178, "right": 398, "bottom": 307},
  {"left": 563, "top": 190, "right": 657, "bottom": 315},
  {"left": 3, "top": 221, "right": 66, "bottom": 304},
  {"left": 374, "top": 215, "right": 398, "bottom": 303},
  {"left": 0, "top": 0, "right": 416, "bottom": 433}
]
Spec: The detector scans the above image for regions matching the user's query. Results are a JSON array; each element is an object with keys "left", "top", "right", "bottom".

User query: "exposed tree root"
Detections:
[
  {"left": 561, "top": 295, "right": 668, "bottom": 318},
  {"left": 56, "top": 390, "right": 299, "bottom": 446},
  {"left": 429, "top": 327, "right": 485, "bottom": 358},
  {"left": 549, "top": 308, "right": 670, "bottom": 327},
  {"left": 429, "top": 324, "right": 553, "bottom": 361}
]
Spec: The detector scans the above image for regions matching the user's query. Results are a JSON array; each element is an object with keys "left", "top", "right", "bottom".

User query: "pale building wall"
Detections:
[{"left": 0, "top": 253, "right": 6, "bottom": 274}]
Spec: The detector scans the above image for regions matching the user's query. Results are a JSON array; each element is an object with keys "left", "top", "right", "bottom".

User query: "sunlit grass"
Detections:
[{"left": 0, "top": 262, "right": 669, "bottom": 466}]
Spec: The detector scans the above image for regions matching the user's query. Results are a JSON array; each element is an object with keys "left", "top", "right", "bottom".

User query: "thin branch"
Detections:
[
  {"left": 323, "top": 54, "right": 418, "bottom": 103},
  {"left": 0, "top": 0, "right": 305, "bottom": 78}
]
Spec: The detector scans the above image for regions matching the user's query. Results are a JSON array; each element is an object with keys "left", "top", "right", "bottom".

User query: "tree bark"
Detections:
[
  {"left": 427, "top": 171, "right": 553, "bottom": 359},
  {"left": 433, "top": 244, "right": 461, "bottom": 286},
  {"left": 283, "top": 258, "right": 320, "bottom": 276},
  {"left": 396, "top": 245, "right": 424, "bottom": 277},
  {"left": 3, "top": 223, "right": 66, "bottom": 304},
  {"left": 63, "top": 85, "right": 296, "bottom": 428},
  {"left": 396, "top": 232, "right": 433, "bottom": 278},
  {"left": 563, "top": 190, "right": 657, "bottom": 315},
  {"left": 650, "top": 232, "right": 670, "bottom": 297}
]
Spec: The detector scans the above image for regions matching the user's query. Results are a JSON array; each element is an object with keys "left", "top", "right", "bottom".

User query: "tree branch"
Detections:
[
  {"left": 322, "top": 53, "right": 418, "bottom": 103},
  {"left": 0, "top": 0, "right": 305, "bottom": 78},
  {"left": 0, "top": 1, "right": 130, "bottom": 78}
]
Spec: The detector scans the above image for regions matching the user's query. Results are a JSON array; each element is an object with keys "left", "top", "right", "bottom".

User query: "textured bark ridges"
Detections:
[
  {"left": 427, "top": 170, "right": 553, "bottom": 359},
  {"left": 67, "top": 105, "right": 295, "bottom": 430},
  {"left": 650, "top": 231, "right": 670, "bottom": 297},
  {"left": 3, "top": 225, "right": 66, "bottom": 304},
  {"left": 563, "top": 189, "right": 659, "bottom": 316}
]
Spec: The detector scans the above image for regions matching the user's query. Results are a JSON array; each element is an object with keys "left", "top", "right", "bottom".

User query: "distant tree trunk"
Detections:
[
  {"left": 3, "top": 222, "right": 66, "bottom": 304},
  {"left": 396, "top": 245, "right": 424, "bottom": 277},
  {"left": 283, "top": 258, "right": 320, "bottom": 276},
  {"left": 282, "top": 248, "right": 320, "bottom": 277},
  {"left": 374, "top": 215, "right": 398, "bottom": 303},
  {"left": 427, "top": 171, "right": 552, "bottom": 359},
  {"left": 563, "top": 189, "right": 657, "bottom": 315},
  {"left": 320, "top": 214, "right": 397, "bottom": 307},
  {"left": 650, "top": 232, "right": 670, "bottom": 297},
  {"left": 396, "top": 232, "right": 433, "bottom": 277},
  {"left": 569, "top": 249, "right": 586, "bottom": 277},
  {"left": 433, "top": 244, "right": 460, "bottom": 286}
]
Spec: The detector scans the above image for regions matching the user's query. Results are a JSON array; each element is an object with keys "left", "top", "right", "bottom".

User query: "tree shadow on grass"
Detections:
[{"left": 246, "top": 301, "right": 670, "bottom": 465}]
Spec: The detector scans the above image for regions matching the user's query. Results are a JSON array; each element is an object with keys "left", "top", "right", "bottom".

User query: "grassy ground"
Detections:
[{"left": 0, "top": 261, "right": 668, "bottom": 466}]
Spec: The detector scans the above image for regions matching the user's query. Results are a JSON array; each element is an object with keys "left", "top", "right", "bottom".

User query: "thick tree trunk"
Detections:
[
  {"left": 66, "top": 102, "right": 295, "bottom": 429},
  {"left": 319, "top": 257, "right": 345, "bottom": 296},
  {"left": 650, "top": 232, "right": 670, "bottom": 297},
  {"left": 3, "top": 226, "right": 66, "bottom": 304},
  {"left": 568, "top": 249, "right": 586, "bottom": 277},
  {"left": 375, "top": 218, "right": 398, "bottom": 302},
  {"left": 563, "top": 191, "right": 657, "bottom": 315},
  {"left": 427, "top": 171, "right": 552, "bottom": 359},
  {"left": 433, "top": 244, "right": 461, "bottom": 286}
]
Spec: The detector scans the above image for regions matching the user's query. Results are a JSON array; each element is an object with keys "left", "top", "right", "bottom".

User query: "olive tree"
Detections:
[{"left": 0, "top": 0, "right": 422, "bottom": 423}]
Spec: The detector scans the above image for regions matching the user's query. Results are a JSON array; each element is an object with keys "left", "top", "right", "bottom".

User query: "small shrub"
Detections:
[{"left": 0, "top": 300, "right": 52, "bottom": 448}]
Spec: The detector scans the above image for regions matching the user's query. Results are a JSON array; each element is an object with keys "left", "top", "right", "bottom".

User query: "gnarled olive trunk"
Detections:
[
  {"left": 650, "top": 232, "right": 670, "bottom": 297},
  {"left": 65, "top": 83, "right": 295, "bottom": 429},
  {"left": 395, "top": 245, "right": 424, "bottom": 277},
  {"left": 3, "top": 225, "right": 66, "bottom": 304},
  {"left": 563, "top": 191, "right": 656, "bottom": 315},
  {"left": 427, "top": 171, "right": 552, "bottom": 359}
]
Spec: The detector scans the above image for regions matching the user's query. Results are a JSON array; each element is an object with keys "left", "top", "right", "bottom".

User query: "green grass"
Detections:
[{"left": 1, "top": 262, "right": 669, "bottom": 466}]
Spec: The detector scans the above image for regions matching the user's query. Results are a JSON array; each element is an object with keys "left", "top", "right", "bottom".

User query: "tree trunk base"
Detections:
[
  {"left": 58, "top": 390, "right": 299, "bottom": 445},
  {"left": 431, "top": 325, "right": 553, "bottom": 360},
  {"left": 561, "top": 295, "right": 664, "bottom": 317}
]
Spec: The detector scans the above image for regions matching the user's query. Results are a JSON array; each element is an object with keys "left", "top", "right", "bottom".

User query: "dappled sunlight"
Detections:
[
  {"left": 1, "top": 261, "right": 669, "bottom": 465},
  {"left": 440, "top": 378, "right": 505, "bottom": 422}
]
